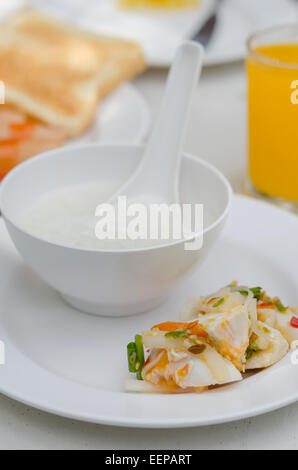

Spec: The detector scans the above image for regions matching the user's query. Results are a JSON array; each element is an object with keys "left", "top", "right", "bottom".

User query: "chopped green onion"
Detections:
[
  {"left": 135, "top": 334, "right": 145, "bottom": 380},
  {"left": 239, "top": 290, "right": 248, "bottom": 296},
  {"left": 245, "top": 340, "right": 262, "bottom": 360},
  {"left": 274, "top": 298, "right": 287, "bottom": 313},
  {"left": 250, "top": 287, "right": 262, "bottom": 293},
  {"left": 250, "top": 287, "right": 263, "bottom": 300},
  {"left": 245, "top": 348, "right": 253, "bottom": 360},
  {"left": 165, "top": 330, "right": 188, "bottom": 339},
  {"left": 135, "top": 334, "right": 144, "bottom": 365},
  {"left": 127, "top": 342, "right": 137, "bottom": 373},
  {"left": 213, "top": 297, "right": 225, "bottom": 308},
  {"left": 127, "top": 335, "right": 145, "bottom": 380},
  {"left": 263, "top": 326, "right": 270, "bottom": 333}
]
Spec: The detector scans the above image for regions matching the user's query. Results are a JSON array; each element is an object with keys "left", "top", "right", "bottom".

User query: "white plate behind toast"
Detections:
[
  {"left": 72, "top": 83, "right": 150, "bottom": 145},
  {"left": 78, "top": 0, "right": 297, "bottom": 67}
]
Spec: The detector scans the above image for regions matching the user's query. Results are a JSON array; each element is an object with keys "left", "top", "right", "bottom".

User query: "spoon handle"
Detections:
[{"left": 137, "top": 41, "right": 204, "bottom": 202}]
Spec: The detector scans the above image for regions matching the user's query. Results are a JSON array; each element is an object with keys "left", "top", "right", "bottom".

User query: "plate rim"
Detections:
[{"left": 1, "top": 384, "right": 298, "bottom": 429}]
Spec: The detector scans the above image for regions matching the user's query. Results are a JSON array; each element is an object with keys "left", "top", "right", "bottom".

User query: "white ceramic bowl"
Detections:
[{"left": 0, "top": 144, "right": 232, "bottom": 317}]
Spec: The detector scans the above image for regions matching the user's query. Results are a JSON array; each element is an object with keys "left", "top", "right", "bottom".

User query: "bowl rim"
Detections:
[{"left": 0, "top": 143, "right": 233, "bottom": 254}]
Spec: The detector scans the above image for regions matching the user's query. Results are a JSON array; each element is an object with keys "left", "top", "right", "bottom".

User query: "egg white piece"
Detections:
[
  {"left": 257, "top": 307, "right": 277, "bottom": 328},
  {"left": 142, "top": 330, "right": 195, "bottom": 351},
  {"left": 139, "top": 345, "right": 242, "bottom": 391},
  {"left": 180, "top": 297, "right": 202, "bottom": 321},
  {"left": 245, "top": 321, "right": 289, "bottom": 370},
  {"left": 179, "top": 290, "right": 247, "bottom": 320},
  {"left": 198, "top": 306, "right": 250, "bottom": 370},
  {"left": 168, "top": 346, "right": 242, "bottom": 388},
  {"left": 274, "top": 311, "right": 298, "bottom": 345}
]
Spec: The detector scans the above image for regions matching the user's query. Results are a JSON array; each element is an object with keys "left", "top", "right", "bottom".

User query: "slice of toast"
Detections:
[
  {"left": 0, "top": 8, "right": 146, "bottom": 136},
  {"left": 4, "top": 7, "right": 146, "bottom": 98},
  {"left": 0, "top": 31, "right": 99, "bottom": 137}
]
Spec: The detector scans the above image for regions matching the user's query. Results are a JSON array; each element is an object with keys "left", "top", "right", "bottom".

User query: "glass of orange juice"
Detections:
[
  {"left": 246, "top": 25, "right": 298, "bottom": 210},
  {"left": 118, "top": 0, "right": 198, "bottom": 8}
]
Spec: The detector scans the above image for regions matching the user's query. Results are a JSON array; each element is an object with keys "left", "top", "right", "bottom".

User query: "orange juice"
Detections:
[
  {"left": 118, "top": 0, "right": 198, "bottom": 8},
  {"left": 247, "top": 43, "right": 298, "bottom": 201}
]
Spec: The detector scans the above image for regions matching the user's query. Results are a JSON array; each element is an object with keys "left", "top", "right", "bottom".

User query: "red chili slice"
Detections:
[
  {"left": 143, "top": 356, "right": 151, "bottom": 369},
  {"left": 290, "top": 316, "right": 298, "bottom": 328}
]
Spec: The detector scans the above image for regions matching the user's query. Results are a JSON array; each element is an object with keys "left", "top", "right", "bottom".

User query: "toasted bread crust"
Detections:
[
  {"left": 0, "top": 7, "right": 146, "bottom": 136},
  {"left": 5, "top": 8, "right": 146, "bottom": 96}
]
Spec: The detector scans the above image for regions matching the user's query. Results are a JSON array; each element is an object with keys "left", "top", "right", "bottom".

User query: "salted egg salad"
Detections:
[{"left": 125, "top": 282, "right": 297, "bottom": 393}]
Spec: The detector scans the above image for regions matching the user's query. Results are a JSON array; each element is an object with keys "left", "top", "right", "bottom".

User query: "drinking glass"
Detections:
[{"left": 246, "top": 25, "right": 298, "bottom": 211}]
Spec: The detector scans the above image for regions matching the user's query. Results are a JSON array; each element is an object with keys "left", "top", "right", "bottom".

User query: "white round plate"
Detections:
[
  {"left": 78, "top": 0, "right": 297, "bottom": 67},
  {"left": 0, "top": 194, "right": 297, "bottom": 428},
  {"left": 79, "top": 0, "right": 216, "bottom": 67},
  {"left": 203, "top": 0, "right": 256, "bottom": 66},
  {"left": 70, "top": 83, "right": 150, "bottom": 145},
  {"left": 205, "top": 0, "right": 298, "bottom": 67}
]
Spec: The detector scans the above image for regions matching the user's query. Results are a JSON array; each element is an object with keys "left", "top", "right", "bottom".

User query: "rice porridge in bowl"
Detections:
[{"left": 0, "top": 144, "right": 232, "bottom": 316}]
